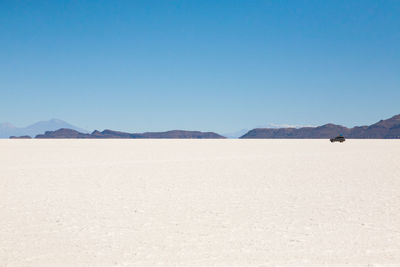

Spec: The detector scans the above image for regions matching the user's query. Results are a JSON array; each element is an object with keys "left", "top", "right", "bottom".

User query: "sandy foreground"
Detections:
[{"left": 0, "top": 139, "right": 399, "bottom": 266}]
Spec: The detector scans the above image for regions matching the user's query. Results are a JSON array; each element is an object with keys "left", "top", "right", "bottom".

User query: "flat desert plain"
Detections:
[{"left": 1, "top": 139, "right": 400, "bottom": 266}]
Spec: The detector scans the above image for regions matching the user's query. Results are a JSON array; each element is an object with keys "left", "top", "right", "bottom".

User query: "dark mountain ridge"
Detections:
[
  {"left": 35, "top": 129, "right": 226, "bottom": 139},
  {"left": 241, "top": 114, "right": 400, "bottom": 139}
]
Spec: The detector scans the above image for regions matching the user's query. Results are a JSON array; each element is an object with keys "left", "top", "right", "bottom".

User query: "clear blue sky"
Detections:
[{"left": 1, "top": 0, "right": 399, "bottom": 133}]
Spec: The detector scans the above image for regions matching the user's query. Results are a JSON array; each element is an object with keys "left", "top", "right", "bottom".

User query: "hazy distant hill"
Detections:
[
  {"left": 241, "top": 114, "right": 400, "bottom": 139},
  {"left": 0, "top": 119, "right": 87, "bottom": 138},
  {"left": 35, "top": 129, "right": 226, "bottom": 139},
  {"left": 222, "top": 129, "right": 249, "bottom": 139}
]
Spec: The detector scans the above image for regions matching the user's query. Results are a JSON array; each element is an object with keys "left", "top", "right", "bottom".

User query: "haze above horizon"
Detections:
[{"left": 1, "top": 0, "right": 399, "bottom": 133}]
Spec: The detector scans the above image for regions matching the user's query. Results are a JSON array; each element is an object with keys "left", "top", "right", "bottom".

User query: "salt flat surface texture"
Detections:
[{"left": 1, "top": 139, "right": 400, "bottom": 267}]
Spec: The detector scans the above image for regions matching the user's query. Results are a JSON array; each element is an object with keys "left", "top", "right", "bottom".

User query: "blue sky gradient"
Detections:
[{"left": 1, "top": 0, "right": 399, "bottom": 133}]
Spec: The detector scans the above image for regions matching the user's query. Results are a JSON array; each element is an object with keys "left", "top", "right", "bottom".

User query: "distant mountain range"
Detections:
[
  {"left": 5, "top": 114, "right": 400, "bottom": 139},
  {"left": 1, "top": 119, "right": 87, "bottom": 138},
  {"left": 34, "top": 128, "right": 225, "bottom": 139},
  {"left": 241, "top": 114, "right": 400, "bottom": 139}
]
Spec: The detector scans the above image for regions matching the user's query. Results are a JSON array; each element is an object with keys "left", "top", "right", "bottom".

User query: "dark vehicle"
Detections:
[{"left": 330, "top": 135, "right": 345, "bottom": 143}]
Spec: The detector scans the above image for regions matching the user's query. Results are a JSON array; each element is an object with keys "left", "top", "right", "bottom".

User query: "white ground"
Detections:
[{"left": 1, "top": 140, "right": 400, "bottom": 266}]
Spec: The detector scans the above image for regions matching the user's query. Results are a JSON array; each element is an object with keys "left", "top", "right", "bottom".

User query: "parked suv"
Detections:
[{"left": 330, "top": 135, "right": 345, "bottom": 143}]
